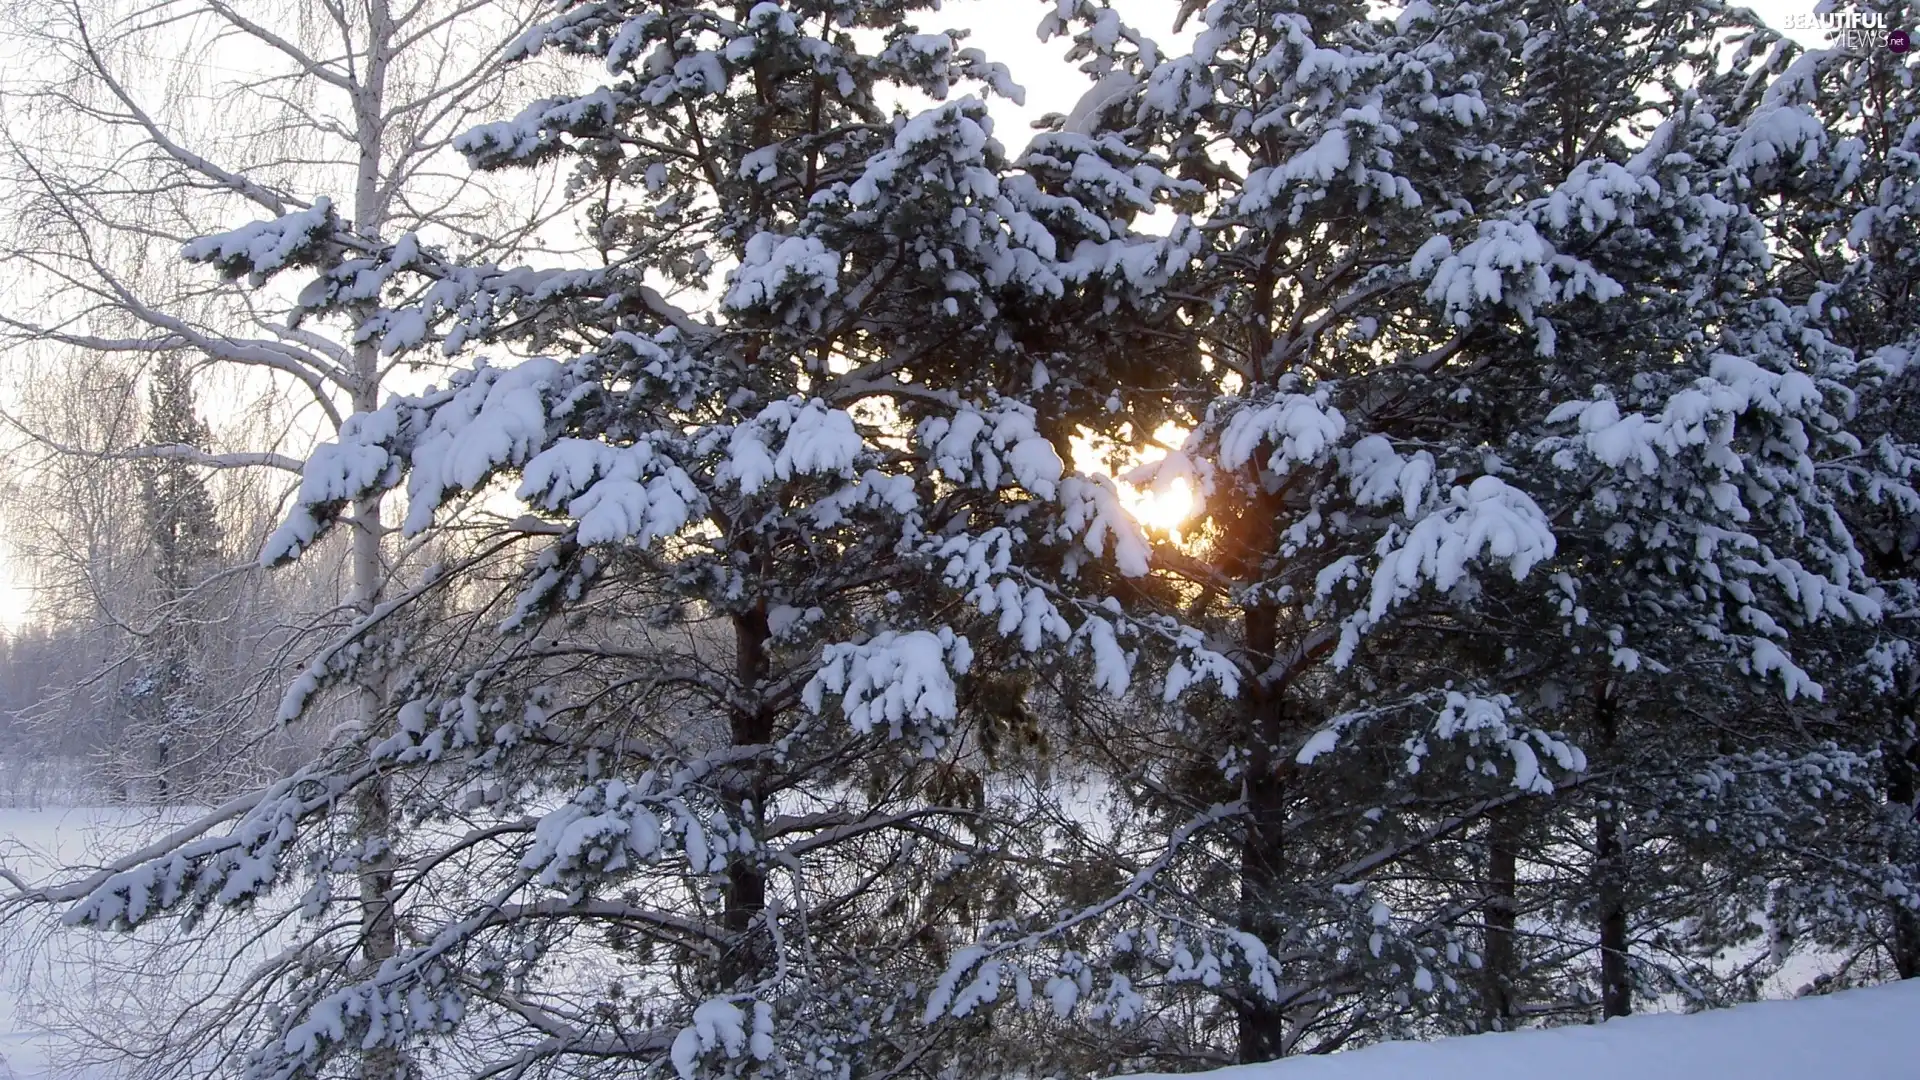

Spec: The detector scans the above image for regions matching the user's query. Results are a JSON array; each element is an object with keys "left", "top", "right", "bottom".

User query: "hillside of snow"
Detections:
[{"left": 1121, "top": 979, "right": 1920, "bottom": 1080}]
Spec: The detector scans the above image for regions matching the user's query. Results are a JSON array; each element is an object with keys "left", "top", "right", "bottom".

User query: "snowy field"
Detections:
[
  {"left": 1, "top": 807, "right": 90, "bottom": 1076},
  {"left": 0, "top": 807, "right": 211, "bottom": 1080},
  {"left": 0, "top": 807, "right": 125, "bottom": 1080}
]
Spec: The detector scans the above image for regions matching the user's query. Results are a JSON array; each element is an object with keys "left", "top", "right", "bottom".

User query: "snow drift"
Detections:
[{"left": 1119, "top": 979, "right": 1920, "bottom": 1080}]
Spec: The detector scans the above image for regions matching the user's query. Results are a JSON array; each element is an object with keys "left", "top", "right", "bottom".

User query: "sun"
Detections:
[
  {"left": 1070, "top": 424, "right": 1200, "bottom": 537},
  {"left": 1121, "top": 476, "right": 1196, "bottom": 534}
]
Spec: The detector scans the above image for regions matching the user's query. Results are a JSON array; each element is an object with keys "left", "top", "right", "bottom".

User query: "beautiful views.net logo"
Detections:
[{"left": 1781, "top": 10, "right": 1911, "bottom": 52}]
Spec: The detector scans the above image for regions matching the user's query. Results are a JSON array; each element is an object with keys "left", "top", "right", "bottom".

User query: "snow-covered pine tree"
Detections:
[
  {"left": 1036, "top": 0, "right": 1899, "bottom": 1056},
  {"left": 15, "top": 3, "right": 1920, "bottom": 1077},
  {"left": 1459, "top": 13, "right": 1920, "bottom": 1013},
  {"left": 1384, "top": 0, "right": 1883, "bottom": 1022},
  {"left": 19, "top": 3, "right": 1246, "bottom": 1079},
  {"left": 1759, "top": 16, "right": 1920, "bottom": 985},
  {"left": 140, "top": 356, "right": 222, "bottom": 609},
  {"left": 1027, "top": 0, "right": 1582, "bottom": 1057}
]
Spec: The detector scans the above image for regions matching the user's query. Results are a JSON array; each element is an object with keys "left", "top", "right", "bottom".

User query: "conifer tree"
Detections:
[
  {"left": 26, "top": 3, "right": 1232, "bottom": 1078},
  {"left": 1765, "top": 12, "right": 1920, "bottom": 986},
  {"left": 1045, "top": 0, "right": 1901, "bottom": 1054},
  {"left": 131, "top": 353, "right": 223, "bottom": 799},
  {"left": 11, "top": 5, "right": 1920, "bottom": 1078}
]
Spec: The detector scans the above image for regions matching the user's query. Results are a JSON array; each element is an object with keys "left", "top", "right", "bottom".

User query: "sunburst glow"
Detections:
[
  {"left": 1071, "top": 424, "right": 1200, "bottom": 536},
  {"left": 1121, "top": 476, "right": 1196, "bottom": 534}
]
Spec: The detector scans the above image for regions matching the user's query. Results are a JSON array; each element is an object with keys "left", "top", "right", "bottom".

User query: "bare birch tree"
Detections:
[{"left": 0, "top": 3, "right": 575, "bottom": 1077}]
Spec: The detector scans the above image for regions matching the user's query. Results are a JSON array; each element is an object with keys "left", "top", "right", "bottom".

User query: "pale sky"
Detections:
[{"left": 0, "top": 0, "right": 1847, "bottom": 633}]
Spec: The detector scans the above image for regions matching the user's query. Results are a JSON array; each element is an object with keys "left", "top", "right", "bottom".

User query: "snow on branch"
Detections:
[
  {"left": 260, "top": 403, "right": 410, "bottom": 565},
  {"left": 517, "top": 778, "right": 748, "bottom": 889},
  {"left": 182, "top": 198, "right": 341, "bottom": 284},
  {"left": 920, "top": 802, "right": 1244, "bottom": 1025},
  {"left": 1059, "top": 475, "right": 1151, "bottom": 577},
  {"left": 802, "top": 628, "right": 974, "bottom": 755},
  {"left": 670, "top": 999, "right": 775, "bottom": 1080},
  {"left": 719, "top": 397, "right": 866, "bottom": 494},
  {"left": 917, "top": 399, "right": 1064, "bottom": 499},
  {"left": 1419, "top": 219, "right": 1622, "bottom": 333},
  {"left": 1216, "top": 387, "right": 1347, "bottom": 475},
  {"left": 721, "top": 233, "right": 841, "bottom": 325},
  {"left": 60, "top": 761, "right": 378, "bottom": 930},
  {"left": 519, "top": 438, "right": 700, "bottom": 547},
  {"left": 1298, "top": 690, "right": 1585, "bottom": 794},
  {"left": 1330, "top": 476, "right": 1557, "bottom": 668},
  {"left": 402, "top": 358, "right": 586, "bottom": 534}
]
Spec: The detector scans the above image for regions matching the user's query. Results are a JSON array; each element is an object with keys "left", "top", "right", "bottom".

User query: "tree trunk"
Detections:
[
  {"left": 1595, "top": 816, "right": 1631, "bottom": 1016},
  {"left": 352, "top": 8, "right": 401, "bottom": 1078},
  {"left": 351, "top": 490, "right": 401, "bottom": 1080},
  {"left": 154, "top": 737, "right": 170, "bottom": 803},
  {"left": 1593, "top": 686, "right": 1631, "bottom": 1018},
  {"left": 1236, "top": 583, "right": 1288, "bottom": 1063},
  {"left": 356, "top": 766, "right": 406, "bottom": 1080},
  {"left": 1894, "top": 889, "right": 1920, "bottom": 981},
  {"left": 721, "top": 599, "right": 773, "bottom": 989},
  {"left": 1233, "top": 251, "right": 1290, "bottom": 1057},
  {"left": 1236, "top": 741, "right": 1286, "bottom": 1059},
  {"left": 1886, "top": 725, "right": 1920, "bottom": 979},
  {"left": 1483, "top": 806, "right": 1521, "bottom": 1028}
]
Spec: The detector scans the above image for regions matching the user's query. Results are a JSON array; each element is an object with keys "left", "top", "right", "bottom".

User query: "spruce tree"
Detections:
[{"left": 132, "top": 353, "right": 223, "bottom": 799}]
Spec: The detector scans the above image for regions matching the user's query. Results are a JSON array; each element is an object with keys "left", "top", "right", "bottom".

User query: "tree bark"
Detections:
[
  {"left": 1593, "top": 686, "right": 1631, "bottom": 1018},
  {"left": 1886, "top": 725, "right": 1920, "bottom": 980},
  {"left": 1235, "top": 494, "right": 1288, "bottom": 1063},
  {"left": 355, "top": 768, "right": 405, "bottom": 1080},
  {"left": 1483, "top": 806, "right": 1521, "bottom": 1028},
  {"left": 353, "top": 8, "right": 403, "bottom": 1079},
  {"left": 721, "top": 597, "right": 773, "bottom": 990},
  {"left": 1235, "top": 758, "right": 1285, "bottom": 1060}
]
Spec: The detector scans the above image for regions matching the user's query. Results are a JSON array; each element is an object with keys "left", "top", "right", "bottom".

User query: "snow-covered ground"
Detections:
[
  {"left": 1123, "top": 978, "right": 1920, "bottom": 1080},
  {"left": 0, "top": 807, "right": 205, "bottom": 1080},
  {"left": 1, "top": 808, "right": 107, "bottom": 1080}
]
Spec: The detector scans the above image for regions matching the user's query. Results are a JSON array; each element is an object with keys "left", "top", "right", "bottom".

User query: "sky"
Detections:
[{"left": 0, "top": 0, "right": 1848, "bottom": 633}]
